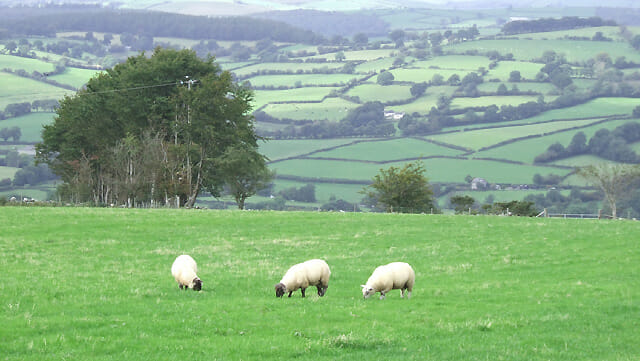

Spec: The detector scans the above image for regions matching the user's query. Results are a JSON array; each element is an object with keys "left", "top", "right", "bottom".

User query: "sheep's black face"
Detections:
[
  {"left": 275, "top": 283, "right": 286, "bottom": 298},
  {"left": 193, "top": 278, "right": 202, "bottom": 291}
]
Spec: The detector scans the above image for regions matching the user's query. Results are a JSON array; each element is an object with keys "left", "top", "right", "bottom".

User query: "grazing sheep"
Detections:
[
  {"left": 275, "top": 259, "right": 331, "bottom": 298},
  {"left": 361, "top": 262, "right": 415, "bottom": 300},
  {"left": 171, "top": 255, "right": 202, "bottom": 291}
]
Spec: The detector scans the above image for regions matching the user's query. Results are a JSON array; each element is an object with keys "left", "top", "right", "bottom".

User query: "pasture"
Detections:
[
  {"left": 447, "top": 39, "right": 640, "bottom": 63},
  {"left": 260, "top": 97, "right": 357, "bottom": 122},
  {"left": 0, "top": 112, "right": 54, "bottom": 143},
  {"left": 1, "top": 207, "right": 639, "bottom": 360}
]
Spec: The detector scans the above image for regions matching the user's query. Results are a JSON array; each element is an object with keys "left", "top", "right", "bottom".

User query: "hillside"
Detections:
[{"left": 2, "top": 5, "right": 640, "bottom": 215}]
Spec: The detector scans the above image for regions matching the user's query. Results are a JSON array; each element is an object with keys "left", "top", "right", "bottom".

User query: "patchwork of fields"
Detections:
[{"left": 3, "top": 7, "right": 640, "bottom": 211}]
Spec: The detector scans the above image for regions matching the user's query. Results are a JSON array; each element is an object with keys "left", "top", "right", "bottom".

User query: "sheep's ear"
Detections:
[{"left": 360, "top": 284, "right": 366, "bottom": 289}]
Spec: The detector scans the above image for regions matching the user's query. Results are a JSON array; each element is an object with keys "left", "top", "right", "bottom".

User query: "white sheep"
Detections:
[
  {"left": 361, "top": 262, "right": 415, "bottom": 300},
  {"left": 171, "top": 254, "right": 202, "bottom": 291},
  {"left": 274, "top": 259, "right": 331, "bottom": 298}
]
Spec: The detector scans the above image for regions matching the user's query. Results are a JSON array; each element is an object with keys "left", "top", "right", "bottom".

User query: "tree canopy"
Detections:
[
  {"left": 361, "top": 161, "right": 436, "bottom": 213},
  {"left": 36, "top": 47, "right": 268, "bottom": 207}
]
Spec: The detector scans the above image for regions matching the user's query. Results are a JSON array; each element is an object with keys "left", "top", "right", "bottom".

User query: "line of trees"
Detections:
[
  {"left": 5, "top": 9, "right": 323, "bottom": 44},
  {"left": 535, "top": 121, "right": 640, "bottom": 164},
  {"left": 501, "top": 16, "right": 616, "bottom": 35}
]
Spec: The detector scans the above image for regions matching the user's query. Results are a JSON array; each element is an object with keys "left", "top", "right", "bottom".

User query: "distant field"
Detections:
[
  {"left": 0, "top": 54, "right": 55, "bottom": 73},
  {"left": 346, "top": 83, "right": 413, "bottom": 103},
  {"left": 261, "top": 97, "right": 357, "bottom": 121},
  {"left": 477, "top": 81, "right": 555, "bottom": 94},
  {"left": 385, "top": 86, "right": 457, "bottom": 114},
  {"left": 448, "top": 39, "right": 640, "bottom": 63},
  {"left": 353, "top": 57, "right": 395, "bottom": 73},
  {"left": 253, "top": 87, "right": 340, "bottom": 109},
  {"left": 246, "top": 73, "right": 363, "bottom": 87},
  {"left": 451, "top": 95, "right": 540, "bottom": 109},
  {"left": 0, "top": 165, "right": 18, "bottom": 180},
  {"left": 0, "top": 112, "right": 54, "bottom": 143},
  {"left": 485, "top": 61, "right": 543, "bottom": 81},
  {"left": 232, "top": 62, "right": 345, "bottom": 78},
  {"left": 308, "top": 138, "right": 464, "bottom": 161},
  {"left": 412, "top": 55, "right": 491, "bottom": 70},
  {"left": 426, "top": 118, "right": 603, "bottom": 151},
  {"left": 272, "top": 157, "right": 568, "bottom": 184},
  {"left": 270, "top": 179, "right": 366, "bottom": 204},
  {"left": 524, "top": 97, "right": 640, "bottom": 122},
  {"left": 47, "top": 67, "right": 101, "bottom": 89},
  {"left": 474, "top": 118, "right": 636, "bottom": 163},
  {"left": 0, "top": 72, "right": 72, "bottom": 110},
  {"left": 551, "top": 154, "right": 610, "bottom": 167},
  {"left": 304, "top": 49, "right": 395, "bottom": 62},
  {"left": 261, "top": 138, "right": 363, "bottom": 161},
  {"left": 391, "top": 67, "right": 465, "bottom": 83},
  {"left": 516, "top": 26, "right": 624, "bottom": 41}
]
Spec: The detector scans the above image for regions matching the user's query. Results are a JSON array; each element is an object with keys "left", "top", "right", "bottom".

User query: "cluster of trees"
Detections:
[
  {"left": 277, "top": 184, "right": 316, "bottom": 203},
  {"left": 0, "top": 127, "right": 21, "bottom": 142},
  {"left": 535, "top": 122, "right": 640, "bottom": 164},
  {"left": 1, "top": 99, "right": 59, "bottom": 120},
  {"left": 5, "top": 9, "right": 323, "bottom": 44},
  {"left": 361, "top": 161, "right": 436, "bottom": 213},
  {"left": 36, "top": 48, "right": 271, "bottom": 208},
  {"left": 501, "top": 16, "right": 616, "bottom": 35}
]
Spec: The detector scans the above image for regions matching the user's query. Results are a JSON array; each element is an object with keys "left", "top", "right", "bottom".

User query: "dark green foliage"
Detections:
[
  {"left": 340, "top": 102, "right": 395, "bottom": 137},
  {"left": 376, "top": 71, "right": 394, "bottom": 85},
  {"left": 535, "top": 123, "right": 640, "bottom": 164},
  {"left": 361, "top": 161, "right": 435, "bottom": 213},
  {"left": 6, "top": 9, "right": 323, "bottom": 43},
  {"left": 502, "top": 16, "right": 616, "bottom": 35},
  {"left": 36, "top": 48, "right": 264, "bottom": 207},
  {"left": 485, "top": 200, "right": 538, "bottom": 217},
  {"left": 278, "top": 184, "right": 316, "bottom": 203},
  {"left": 450, "top": 195, "right": 475, "bottom": 214},
  {"left": 320, "top": 198, "right": 359, "bottom": 212}
]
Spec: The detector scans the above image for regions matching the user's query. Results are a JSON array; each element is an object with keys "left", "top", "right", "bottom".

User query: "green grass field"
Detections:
[
  {"left": 426, "top": 118, "right": 602, "bottom": 151},
  {"left": 261, "top": 97, "right": 357, "bottom": 122},
  {"left": 1, "top": 207, "right": 638, "bottom": 360},
  {"left": 0, "top": 112, "right": 54, "bottom": 143},
  {"left": 233, "top": 62, "right": 345, "bottom": 78},
  {"left": 0, "top": 54, "right": 55, "bottom": 74},
  {"left": 0, "top": 165, "right": 19, "bottom": 180},
  {"left": 450, "top": 95, "right": 540, "bottom": 109},
  {"left": 308, "top": 138, "right": 464, "bottom": 161},
  {"left": 485, "top": 61, "right": 543, "bottom": 81},
  {"left": 0, "top": 72, "right": 72, "bottom": 110},
  {"left": 47, "top": 68, "right": 101, "bottom": 89},
  {"left": 448, "top": 39, "right": 640, "bottom": 63},
  {"left": 345, "top": 83, "right": 413, "bottom": 103},
  {"left": 253, "top": 87, "right": 340, "bottom": 110},
  {"left": 246, "top": 73, "right": 363, "bottom": 88}
]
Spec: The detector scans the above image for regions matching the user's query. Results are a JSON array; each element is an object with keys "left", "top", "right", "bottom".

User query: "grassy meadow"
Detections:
[{"left": 1, "top": 207, "right": 639, "bottom": 360}]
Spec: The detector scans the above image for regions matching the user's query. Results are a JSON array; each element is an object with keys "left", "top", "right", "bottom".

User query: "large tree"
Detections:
[
  {"left": 577, "top": 163, "right": 640, "bottom": 219},
  {"left": 216, "top": 144, "right": 274, "bottom": 210},
  {"left": 361, "top": 161, "right": 436, "bottom": 213},
  {"left": 36, "top": 48, "right": 267, "bottom": 207}
]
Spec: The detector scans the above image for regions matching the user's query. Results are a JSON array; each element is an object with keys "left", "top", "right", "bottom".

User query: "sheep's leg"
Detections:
[
  {"left": 179, "top": 284, "right": 184, "bottom": 290},
  {"left": 301, "top": 288, "right": 306, "bottom": 298},
  {"left": 406, "top": 291, "right": 412, "bottom": 299},
  {"left": 288, "top": 291, "right": 293, "bottom": 297},
  {"left": 380, "top": 292, "right": 386, "bottom": 300},
  {"left": 400, "top": 288, "right": 405, "bottom": 298}
]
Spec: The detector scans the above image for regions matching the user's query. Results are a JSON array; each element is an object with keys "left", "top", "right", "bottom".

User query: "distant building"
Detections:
[
  {"left": 384, "top": 110, "right": 405, "bottom": 120},
  {"left": 471, "top": 177, "right": 488, "bottom": 190}
]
